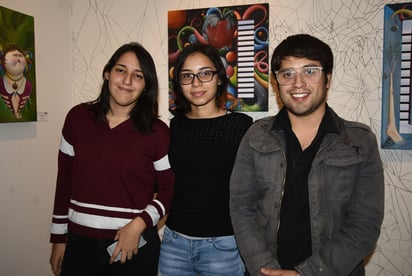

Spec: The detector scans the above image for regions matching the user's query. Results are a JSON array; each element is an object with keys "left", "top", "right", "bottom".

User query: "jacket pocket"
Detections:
[{"left": 321, "top": 147, "right": 364, "bottom": 201}]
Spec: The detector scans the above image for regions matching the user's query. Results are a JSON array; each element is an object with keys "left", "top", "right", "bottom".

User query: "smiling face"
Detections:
[
  {"left": 4, "top": 49, "right": 27, "bottom": 76},
  {"left": 104, "top": 51, "right": 146, "bottom": 113},
  {"left": 278, "top": 56, "right": 331, "bottom": 119},
  {"left": 179, "top": 52, "right": 220, "bottom": 110}
]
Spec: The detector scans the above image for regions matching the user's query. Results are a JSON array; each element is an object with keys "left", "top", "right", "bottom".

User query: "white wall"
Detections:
[
  {"left": 0, "top": 0, "right": 411, "bottom": 275},
  {"left": 0, "top": 0, "right": 71, "bottom": 275}
]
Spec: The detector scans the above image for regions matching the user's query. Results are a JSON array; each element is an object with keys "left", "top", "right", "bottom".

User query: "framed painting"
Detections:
[
  {"left": 0, "top": 6, "right": 36, "bottom": 123},
  {"left": 168, "top": 3, "right": 269, "bottom": 112},
  {"left": 382, "top": 2, "right": 412, "bottom": 149}
]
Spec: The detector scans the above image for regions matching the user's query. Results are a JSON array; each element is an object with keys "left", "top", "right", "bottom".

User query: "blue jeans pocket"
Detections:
[
  {"left": 161, "top": 226, "right": 174, "bottom": 243},
  {"left": 212, "top": 235, "right": 238, "bottom": 251}
]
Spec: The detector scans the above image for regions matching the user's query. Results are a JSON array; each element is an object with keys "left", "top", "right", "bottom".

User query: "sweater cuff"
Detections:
[
  {"left": 139, "top": 212, "right": 153, "bottom": 228},
  {"left": 50, "top": 233, "right": 67, "bottom": 243}
]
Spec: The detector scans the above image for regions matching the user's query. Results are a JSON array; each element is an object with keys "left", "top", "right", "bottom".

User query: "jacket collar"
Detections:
[{"left": 271, "top": 104, "right": 340, "bottom": 136}]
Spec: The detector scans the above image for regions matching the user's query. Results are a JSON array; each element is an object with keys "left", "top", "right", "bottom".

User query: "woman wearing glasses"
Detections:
[{"left": 158, "top": 43, "right": 252, "bottom": 275}]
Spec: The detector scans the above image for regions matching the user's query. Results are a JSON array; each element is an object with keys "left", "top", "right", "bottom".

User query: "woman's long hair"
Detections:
[{"left": 91, "top": 42, "right": 159, "bottom": 132}]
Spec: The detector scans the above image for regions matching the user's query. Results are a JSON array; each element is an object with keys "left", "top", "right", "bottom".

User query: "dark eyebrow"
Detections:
[
  {"left": 180, "top": 66, "right": 215, "bottom": 73},
  {"left": 280, "top": 65, "right": 321, "bottom": 70},
  {"left": 303, "top": 64, "right": 321, "bottom": 68},
  {"left": 115, "top": 63, "right": 143, "bottom": 73}
]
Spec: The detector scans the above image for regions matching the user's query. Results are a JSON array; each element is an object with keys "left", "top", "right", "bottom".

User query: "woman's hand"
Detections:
[
  {"left": 109, "top": 217, "right": 146, "bottom": 264},
  {"left": 50, "top": 243, "right": 66, "bottom": 275}
]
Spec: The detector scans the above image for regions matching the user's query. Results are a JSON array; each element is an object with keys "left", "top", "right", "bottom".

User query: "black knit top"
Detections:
[{"left": 166, "top": 112, "right": 253, "bottom": 237}]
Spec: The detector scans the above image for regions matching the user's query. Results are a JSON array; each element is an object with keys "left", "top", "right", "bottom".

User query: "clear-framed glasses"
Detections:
[
  {"left": 179, "top": 70, "right": 218, "bottom": 85},
  {"left": 274, "top": 66, "right": 323, "bottom": 85}
]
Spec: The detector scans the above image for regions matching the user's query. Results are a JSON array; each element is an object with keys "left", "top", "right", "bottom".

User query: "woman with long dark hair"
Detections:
[
  {"left": 49, "top": 42, "right": 174, "bottom": 276},
  {"left": 159, "top": 43, "right": 252, "bottom": 275}
]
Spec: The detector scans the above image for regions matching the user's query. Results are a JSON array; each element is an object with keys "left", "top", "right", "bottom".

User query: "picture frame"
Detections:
[
  {"left": 382, "top": 2, "right": 412, "bottom": 149},
  {"left": 0, "top": 6, "right": 36, "bottom": 123},
  {"left": 168, "top": 4, "right": 269, "bottom": 112}
]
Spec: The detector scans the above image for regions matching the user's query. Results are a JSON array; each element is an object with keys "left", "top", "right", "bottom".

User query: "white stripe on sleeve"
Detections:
[
  {"left": 145, "top": 204, "right": 161, "bottom": 226},
  {"left": 50, "top": 223, "right": 68, "bottom": 235},
  {"left": 153, "top": 199, "right": 165, "bottom": 217},
  {"left": 60, "top": 135, "right": 74, "bottom": 156}
]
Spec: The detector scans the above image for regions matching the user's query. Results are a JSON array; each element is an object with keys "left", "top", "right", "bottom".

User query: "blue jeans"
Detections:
[{"left": 158, "top": 226, "right": 245, "bottom": 276}]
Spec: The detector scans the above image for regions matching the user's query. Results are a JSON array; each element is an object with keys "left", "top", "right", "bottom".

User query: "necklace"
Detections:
[
  {"left": 5, "top": 71, "right": 24, "bottom": 90},
  {"left": 3, "top": 75, "right": 26, "bottom": 95}
]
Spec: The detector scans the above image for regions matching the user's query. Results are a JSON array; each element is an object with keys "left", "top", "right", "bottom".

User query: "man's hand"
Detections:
[
  {"left": 50, "top": 243, "right": 66, "bottom": 276},
  {"left": 260, "top": 268, "right": 300, "bottom": 276}
]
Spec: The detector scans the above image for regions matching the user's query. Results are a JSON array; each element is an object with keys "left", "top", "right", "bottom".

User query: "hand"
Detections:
[
  {"left": 50, "top": 243, "right": 66, "bottom": 276},
  {"left": 260, "top": 268, "right": 300, "bottom": 276},
  {"left": 109, "top": 217, "right": 146, "bottom": 264}
]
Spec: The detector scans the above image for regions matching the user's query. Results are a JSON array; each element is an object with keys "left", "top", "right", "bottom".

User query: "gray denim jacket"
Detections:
[{"left": 230, "top": 108, "right": 384, "bottom": 276}]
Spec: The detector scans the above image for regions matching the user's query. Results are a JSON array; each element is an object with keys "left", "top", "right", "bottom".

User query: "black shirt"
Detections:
[
  {"left": 273, "top": 105, "right": 339, "bottom": 269},
  {"left": 166, "top": 112, "right": 253, "bottom": 237}
]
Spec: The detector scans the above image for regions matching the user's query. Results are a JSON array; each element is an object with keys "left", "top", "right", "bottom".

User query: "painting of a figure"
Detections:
[
  {"left": 0, "top": 6, "right": 36, "bottom": 123},
  {"left": 168, "top": 4, "right": 269, "bottom": 112}
]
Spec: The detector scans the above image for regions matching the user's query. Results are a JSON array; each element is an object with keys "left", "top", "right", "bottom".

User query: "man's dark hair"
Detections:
[{"left": 271, "top": 34, "right": 334, "bottom": 76}]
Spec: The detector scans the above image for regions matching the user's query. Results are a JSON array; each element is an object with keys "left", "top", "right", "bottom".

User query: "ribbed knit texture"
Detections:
[{"left": 166, "top": 112, "right": 252, "bottom": 237}]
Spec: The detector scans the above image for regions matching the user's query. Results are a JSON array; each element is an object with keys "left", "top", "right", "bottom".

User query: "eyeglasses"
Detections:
[
  {"left": 274, "top": 66, "right": 323, "bottom": 85},
  {"left": 179, "top": 70, "right": 218, "bottom": 85}
]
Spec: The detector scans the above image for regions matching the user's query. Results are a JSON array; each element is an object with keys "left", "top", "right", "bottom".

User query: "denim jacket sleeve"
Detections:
[
  {"left": 230, "top": 119, "right": 284, "bottom": 276},
  {"left": 295, "top": 122, "right": 385, "bottom": 276}
]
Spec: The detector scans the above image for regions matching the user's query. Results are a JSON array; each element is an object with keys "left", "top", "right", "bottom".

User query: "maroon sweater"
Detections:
[{"left": 50, "top": 103, "right": 174, "bottom": 243}]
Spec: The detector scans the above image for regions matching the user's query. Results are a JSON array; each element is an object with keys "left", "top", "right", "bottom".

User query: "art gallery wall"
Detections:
[
  {"left": 71, "top": 1, "right": 412, "bottom": 275},
  {"left": 0, "top": 0, "right": 411, "bottom": 275}
]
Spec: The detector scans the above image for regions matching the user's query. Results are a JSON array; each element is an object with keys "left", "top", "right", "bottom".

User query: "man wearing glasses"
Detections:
[{"left": 230, "top": 34, "right": 384, "bottom": 276}]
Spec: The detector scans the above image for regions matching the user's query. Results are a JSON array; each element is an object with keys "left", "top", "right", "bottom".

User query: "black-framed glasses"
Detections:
[
  {"left": 275, "top": 66, "right": 323, "bottom": 85},
  {"left": 179, "top": 70, "right": 218, "bottom": 85}
]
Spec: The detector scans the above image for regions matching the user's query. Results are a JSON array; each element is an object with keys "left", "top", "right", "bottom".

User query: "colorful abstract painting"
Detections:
[
  {"left": 0, "top": 6, "right": 36, "bottom": 123},
  {"left": 168, "top": 4, "right": 269, "bottom": 112}
]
